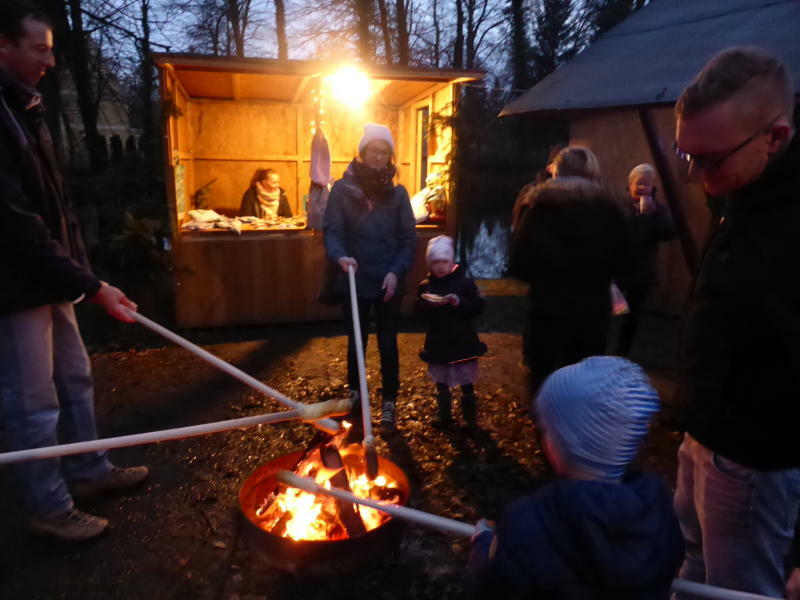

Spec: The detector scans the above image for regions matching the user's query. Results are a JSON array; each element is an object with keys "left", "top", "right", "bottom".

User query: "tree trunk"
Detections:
[
  {"left": 453, "top": 0, "right": 464, "bottom": 68},
  {"left": 226, "top": 0, "right": 245, "bottom": 57},
  {"left": 465, "top": 0, "right": 476, "bottom": 68},
  {"left": 138, "top": 0, "right": 154, "bottom": 160},
  {"left": 352, "top": 0, "right": 374, "bottom": 62},
  {"left": 376, "top": 0, "right": 393, "bottom": 64},
  {"left": 395, "top": 0, "right": 410, "bottom": 66},
  {"left": 509, "top": 0, "right": 531, "bottom": 91},
  {"left": 432, "top": 0, "right": 441, "bottom": 67},
  {"left": 274, "top": 0, "right": 288, "bottom": 59}
]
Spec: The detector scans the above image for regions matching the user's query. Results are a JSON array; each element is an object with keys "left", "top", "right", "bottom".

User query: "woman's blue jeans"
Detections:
[
  {"left": 0, "top": 303, "right": 111, "bottom": 516},
  {"left": 674, "top": 434, "right": 800, "bottom": 598}
]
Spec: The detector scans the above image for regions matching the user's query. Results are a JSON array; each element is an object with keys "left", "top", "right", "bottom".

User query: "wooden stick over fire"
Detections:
[
  {"left": 276, "top": 470, "right": 779, "bottom": 600},
  {"left": 125, "top": 310, "right": 340, "bottom": 434},
  {"left": 0, "top": 399, "right": 352, "bottom": 466},
  {"left": 346, "top": 265, "right": 379, "bottom": 479}
]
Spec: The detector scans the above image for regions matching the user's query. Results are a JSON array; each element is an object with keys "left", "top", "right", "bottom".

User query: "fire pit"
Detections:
[{"left": 239, "top": 441, "right": 410, "bottom": 572}]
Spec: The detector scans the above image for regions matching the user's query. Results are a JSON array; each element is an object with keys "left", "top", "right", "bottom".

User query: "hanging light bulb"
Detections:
[{"left": 325, "top": 66, "right": 372, "bottom": 109}]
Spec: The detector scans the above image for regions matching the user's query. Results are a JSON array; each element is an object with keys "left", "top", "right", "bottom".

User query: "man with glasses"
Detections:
[{"left": 672, "top": 47, "right": 800, "bottom": 598}]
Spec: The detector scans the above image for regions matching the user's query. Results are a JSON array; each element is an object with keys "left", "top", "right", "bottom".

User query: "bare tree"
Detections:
[
  {"left": 376, "top": 0, "right": 394, "bottom": 63},
  {"left": 453, "top": 0, "right": 464, "bottom": 68},
  {"left": 508, "top": 0, "right": 533, "bottom": 91},
  {"left": 395, "top": 0, "right": 410, "bottom": 65},
  {"left": 274, "top": 0, "right": 288, "bottom": 59},
  {"left": 352, "top": 0, "right": 374, "bottom": 62}
]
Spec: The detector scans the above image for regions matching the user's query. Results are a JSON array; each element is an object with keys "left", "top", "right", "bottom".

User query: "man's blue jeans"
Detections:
[
  {"left": 674, "top": 434, "right": 800, "bottom": 598},
  {"left": 0, "top": 303, "right": 111, "bottom": 516}
]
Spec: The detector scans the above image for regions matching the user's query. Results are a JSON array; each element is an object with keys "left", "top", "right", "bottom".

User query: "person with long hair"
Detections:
[
  {"left": 509, "top": 146, "right": 629, "bottom": 394},
  {"left": 323, "top": 123, "right": 417, "bottom": 434},
  {"left": 239, "top": 168, "right": 292, "bottom": 219}
]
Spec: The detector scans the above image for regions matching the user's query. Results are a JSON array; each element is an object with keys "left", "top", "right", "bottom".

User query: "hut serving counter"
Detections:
[{"left": 154, "top": 53, "right": 483, "bottom": 327}]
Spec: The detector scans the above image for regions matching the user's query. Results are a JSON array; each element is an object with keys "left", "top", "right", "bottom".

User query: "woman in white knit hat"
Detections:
[{"left": 323, "top": 123, "right": 417, "bottom": 434}]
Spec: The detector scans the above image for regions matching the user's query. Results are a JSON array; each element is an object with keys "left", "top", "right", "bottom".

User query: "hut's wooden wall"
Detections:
[{"left": 570, "top": 107, "right": 711, "bottom": 315}]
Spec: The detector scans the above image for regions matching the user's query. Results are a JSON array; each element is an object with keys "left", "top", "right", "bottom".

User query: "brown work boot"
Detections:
[
  {"left": 30, "top": 507, "right": 108, "bottom": 541},
  {"left": 71, "top": 465, "right": 150, "bottom": 500}
]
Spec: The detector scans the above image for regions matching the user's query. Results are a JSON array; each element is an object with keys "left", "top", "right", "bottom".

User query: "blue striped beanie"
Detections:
[{"left": 534, "top": 356, "right": 660, "bottom": 481}]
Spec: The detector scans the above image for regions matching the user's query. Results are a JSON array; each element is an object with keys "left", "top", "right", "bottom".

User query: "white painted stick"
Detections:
[
  {"left": 346, "top": 266, "right": 376, "bottom": 463},
  {"left": 277, "top": 471, "right": 778, "bottom": 600},
  {"left": 277, "top": 470, "right": 476, "bottom": 537},
  {"left": 0, "top": 399, "right": 353, "bottom": 466},
  {"left": 126, "top": 310, "right": 339, "bottom": 434},
  {"left": 670, "top": 580, "right": 779, "bottom": 600}
]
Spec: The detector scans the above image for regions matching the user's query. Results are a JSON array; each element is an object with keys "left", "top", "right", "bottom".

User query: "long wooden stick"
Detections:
[
  {"left": 0, "top": 399, "right": 352, "bottom": 466},
  {"left": 126, "top": 310, "right": 339, "bottom": 434},
  {"left": 346, "top": 266, "right": 378, "bottom": 478},
  {"left": 277, "top": 471, "right": 779, "bottom": 600},
  {"left": 277, "top": 470, "right": 476, "bottom": 537}
]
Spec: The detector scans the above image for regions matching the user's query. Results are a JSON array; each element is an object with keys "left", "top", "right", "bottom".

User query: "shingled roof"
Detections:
[{"left": 500, "top": 0, "right": 800, "bottom": 116}]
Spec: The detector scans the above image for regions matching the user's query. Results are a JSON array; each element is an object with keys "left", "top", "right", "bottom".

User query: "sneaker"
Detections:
[
  {"left": 31, "top": 508, "right": 108, "bottom": 541},
  {"left": 71, "top": 465, "right": 150, "bottom": 500},
  {"left": 380, "top": 400, "right": 397, "bottom": 435}
]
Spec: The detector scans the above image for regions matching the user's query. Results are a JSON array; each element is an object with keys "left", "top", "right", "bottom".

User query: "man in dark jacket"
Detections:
[
  {"left": 0, "top": 1, "right": 147, "bottom": 542},
  {"left": 672, "top": 46, "right": 800, "bottom": 598}
]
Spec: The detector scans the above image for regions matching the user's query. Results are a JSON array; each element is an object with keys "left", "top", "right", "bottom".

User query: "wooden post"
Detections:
[{"left": 638, "top": 108, "right": 699, "bottom": 277}]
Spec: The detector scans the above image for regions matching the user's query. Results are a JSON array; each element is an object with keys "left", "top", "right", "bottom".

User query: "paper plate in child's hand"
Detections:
[{"left": 421, "top": 293, "right": 447, "bottom": 303}]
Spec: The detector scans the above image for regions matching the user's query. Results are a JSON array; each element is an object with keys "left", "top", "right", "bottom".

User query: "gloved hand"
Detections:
[{"left": 472, "top": 518, "right": 495, "bottom": 542}]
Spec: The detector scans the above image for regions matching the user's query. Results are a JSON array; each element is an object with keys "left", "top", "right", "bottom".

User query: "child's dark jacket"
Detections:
[
  {"left": 416, "top": 264, "right": 487, "bottom": 364},
  {"left": 468, "top": 472, "right": 684, "bottom": 599}
]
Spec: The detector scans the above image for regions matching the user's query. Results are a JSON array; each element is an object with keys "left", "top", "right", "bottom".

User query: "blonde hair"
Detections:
[
  {"left": 552, "top": 146, "right": 602, "bottom": 181},
  {"left": 628, "top": 163, "right": 656, "bottom": 184}
]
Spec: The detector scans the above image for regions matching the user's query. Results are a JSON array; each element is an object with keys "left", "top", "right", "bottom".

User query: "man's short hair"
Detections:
[
  {"left": 676, "top": 46, "right": 795, "bottom": 121},
  {"left": 0, "top": 0, "right": 52, "bottom": 43}
]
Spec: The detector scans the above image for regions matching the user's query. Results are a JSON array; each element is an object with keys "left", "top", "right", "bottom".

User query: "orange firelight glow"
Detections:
[{"left": 254, "top": 440, "right": 400, "bottom": 541}]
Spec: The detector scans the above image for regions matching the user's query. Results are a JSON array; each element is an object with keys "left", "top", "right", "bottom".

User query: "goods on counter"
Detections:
[{"left": 181, "top": 210, "right": 306, "bottom": 234}]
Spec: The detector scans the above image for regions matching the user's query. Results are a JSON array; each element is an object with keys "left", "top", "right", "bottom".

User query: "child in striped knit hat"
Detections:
[{"left": 468, "top": 356, "right": 684, "bottom": 599}]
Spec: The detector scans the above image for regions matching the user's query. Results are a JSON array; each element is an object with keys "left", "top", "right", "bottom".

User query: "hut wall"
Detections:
[{"left": 569, "top": 107, "right": 711, "bottom": 315}]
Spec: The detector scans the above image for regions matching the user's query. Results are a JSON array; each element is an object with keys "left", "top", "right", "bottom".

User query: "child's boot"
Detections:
[
  {"left": 461, "top": 384, "right": 478, "bottom": 428},
  {"left": 433, "top": 383, "right": 453, "bottom": 428}
]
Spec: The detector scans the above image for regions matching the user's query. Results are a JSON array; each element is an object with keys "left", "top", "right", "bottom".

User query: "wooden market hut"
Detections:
[
  {"left": 500, "top": 0, "right": 800, "bottom": 315},
  {"left": 153, "top": 53, "right": 483, "bottom": 327}
]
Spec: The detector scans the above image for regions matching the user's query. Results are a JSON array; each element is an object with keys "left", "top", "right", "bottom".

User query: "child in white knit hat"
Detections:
[
  {"left": 417, "top": 235, "right": 487, "bottom": 429},
  {"left": 467, "top": 356, "right": 683, "bottom": 598}
]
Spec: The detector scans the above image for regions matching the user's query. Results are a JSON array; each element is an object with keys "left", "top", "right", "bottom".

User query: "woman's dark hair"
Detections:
[
  {"left": 250, "top": 167, "right": 277, "bottom": 188},
  {"left": 0, "top": 0, "right": 52, "bottom": 42}
]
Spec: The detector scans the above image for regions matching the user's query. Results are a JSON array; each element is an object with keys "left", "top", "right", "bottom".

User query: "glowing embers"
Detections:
[{"left": 254, "top": 441, "right": 401, "bottom": 541}]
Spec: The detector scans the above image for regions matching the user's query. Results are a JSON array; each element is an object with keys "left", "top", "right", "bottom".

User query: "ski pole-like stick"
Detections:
[
  {"left": 126, "top": 310, "right": 339, "bottom": 434},
  {"left": 346, "top": 265, "right": 379, "bottom": 479},
  {"left": 0, "top": 399, "right": 352, "bottom": 466}
]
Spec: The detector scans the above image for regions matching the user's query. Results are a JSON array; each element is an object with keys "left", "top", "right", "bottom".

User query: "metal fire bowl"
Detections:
[{"left": 239, "top": 450, "right": 410, "bottom": 573}]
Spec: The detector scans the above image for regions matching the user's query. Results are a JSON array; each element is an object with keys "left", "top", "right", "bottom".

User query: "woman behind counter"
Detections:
[
  {"left": 323, "top": 123, "right": 417, "bottom": 435},
  {"left": 239, "top": 168, "right": 293, "bottom": 219}
]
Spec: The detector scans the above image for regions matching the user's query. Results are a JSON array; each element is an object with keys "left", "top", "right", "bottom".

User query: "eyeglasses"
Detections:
[{"left": 673, "top": 115, "right": 781, "bottom": 172}]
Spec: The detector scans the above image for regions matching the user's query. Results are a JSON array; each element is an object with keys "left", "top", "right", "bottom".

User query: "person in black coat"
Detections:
[
  {"left": 416, "top": 235, "right": 487, "bottom": 428},
  {"left": 508, "top": 146, "right": 629, "bottom": 395},
  {"left": 239, "top": 168, "right": 292, "bottom": 219},
  {"left": 615, "top": 163, "right": 675, "bottom": 356},
  {"left": 468, "top": 357, "right": 684, "bottom": 599}
]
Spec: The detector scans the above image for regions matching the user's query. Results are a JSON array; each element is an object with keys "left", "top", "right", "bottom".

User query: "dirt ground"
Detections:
[{"left": 0, "top": 281, "right": 683, "bottom": 600}]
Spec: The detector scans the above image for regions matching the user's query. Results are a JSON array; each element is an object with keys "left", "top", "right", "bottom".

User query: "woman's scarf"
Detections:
[
  {"left": 348, "top": 159, "right": 396, "bottom": 200},
  {"left": 255, "top": 181, "right": 281, "bottom": 218}
]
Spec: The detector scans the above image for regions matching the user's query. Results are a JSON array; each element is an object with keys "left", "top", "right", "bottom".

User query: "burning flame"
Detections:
[{"left": 255, "top": 438, "right": 401, "bottom": 541}]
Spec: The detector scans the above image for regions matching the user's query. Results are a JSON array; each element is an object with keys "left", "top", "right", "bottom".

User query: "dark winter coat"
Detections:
[
  {"left": 508, "top": 176, "right": 630, "bottom": 316},
  {"left": 678, "top": 133, "right": 800, "bottom": 470},
  {"left": 0, "top": 69, "right": 100, "bottom": 316},
  {"left": 239, "top": 186, "right": 292, "bottom": 219},
  {"left": 323, "top": 164, "right": 416, "bottom": 300},
  {"left": 416, "top": 264, "right": 488, "bottom": 364},
  {"left": 468, "top": 473, "right": 684, "bottom": 600},
  {"left": 621, "top": 196, "right": 675, "bottom": 290}
]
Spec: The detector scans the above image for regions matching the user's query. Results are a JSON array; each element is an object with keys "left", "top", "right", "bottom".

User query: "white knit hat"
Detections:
[
  {"left": 425, "top": 235, "right": 455, "bottom": 265},
  {"left": 358, "top": 122, "right": 395, "bottom": 155},
  {"left": 534, "top": 356, "right": 660, "bottom": 481}
]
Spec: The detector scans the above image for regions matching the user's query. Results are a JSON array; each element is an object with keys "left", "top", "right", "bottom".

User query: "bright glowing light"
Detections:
[{"left": 325, "top": 66, "right": 372, "bottom": 109}]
